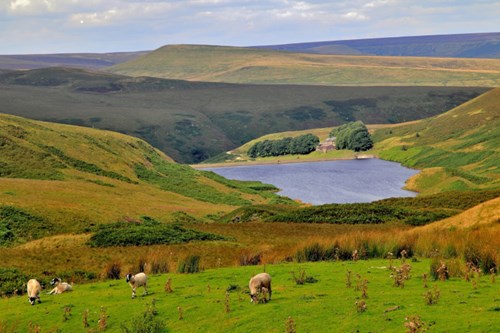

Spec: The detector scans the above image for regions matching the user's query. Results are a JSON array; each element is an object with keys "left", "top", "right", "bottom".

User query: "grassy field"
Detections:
[
  {"left": 109, "top": 45, "right": 500, "bottom": 87},
  {"left": 1, "top": 68, "right": 486, "bottom": 163},
  {"left": 1, "top": 258, "right": 499, "bottom": 332}
]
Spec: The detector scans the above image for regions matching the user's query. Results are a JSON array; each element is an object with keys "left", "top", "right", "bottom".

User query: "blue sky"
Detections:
[{"left": 1, "top": 0, "right": 498, "bottom": 54}]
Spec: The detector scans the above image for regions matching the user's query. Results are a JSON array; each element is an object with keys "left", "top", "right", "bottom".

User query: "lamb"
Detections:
[
  {"left": 26, "top": 279, "right": 42, "bottom": 305},
  {"left": 126, "top": 272, "right": 148, "bottom": 299},
  {"left": 248, "top": 272, "right": 272, "bottom": 303},
  {"left": 48, "top": 277, "right": 72, "bottom": 294}
]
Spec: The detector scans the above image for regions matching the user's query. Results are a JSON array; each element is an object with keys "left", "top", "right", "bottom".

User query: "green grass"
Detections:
[
  {"left": 0, "top": 68, "right": 488, "bottom": 163},
  {"left": 373, "top": 88, "right": 500, "bottom": 193},
  {"left": 1, "top": 259, "right": 498, "bottom": 332}
]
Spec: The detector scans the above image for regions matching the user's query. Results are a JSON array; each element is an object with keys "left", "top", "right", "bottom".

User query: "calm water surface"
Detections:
[{"left": 202, "top": 159, "right": 419, "bottom": 205}]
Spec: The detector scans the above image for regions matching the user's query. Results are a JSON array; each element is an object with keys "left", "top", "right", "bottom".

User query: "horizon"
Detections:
[
  {"left": 0, "top": 31, "right": 497, "bottom": 56},
  {"left": 1, "top": 0, "right": 499, "bottom": 55}
]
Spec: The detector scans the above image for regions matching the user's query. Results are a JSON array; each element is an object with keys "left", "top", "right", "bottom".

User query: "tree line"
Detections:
[{"left": 248, "top": 134, "right": 320, "bottom": 158}]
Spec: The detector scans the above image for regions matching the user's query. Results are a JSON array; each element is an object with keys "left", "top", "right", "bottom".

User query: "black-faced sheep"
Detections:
[
  {"left": 48, "top": 277, "right": 72, "bottom": 294},
  {"left": 27, "top": 279, "right": 42, "bottom": 305},
  {"left": 249, "top": 272, "right": 272, "bottom": 303},
  {"left": 126, "top": 272, "right": 148, "bottom": 299}
]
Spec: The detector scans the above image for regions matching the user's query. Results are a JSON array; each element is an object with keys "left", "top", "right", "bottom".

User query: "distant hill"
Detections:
[
  {"left": 0, "top": 113, "right": 278, "bottom": 238},
  {"left": 0, "top": 67, "right": 488, "bottom": 163},
  {"left": 257, "top": 33, "right": 500, "bottom": 58},
  {"left": 0, "top": 51, "right": 149, "bottom": 70},
  {"left": 109, "top": 44, "right": 500, "bottom": 86}
]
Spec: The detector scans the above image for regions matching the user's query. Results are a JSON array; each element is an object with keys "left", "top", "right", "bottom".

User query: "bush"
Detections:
[
  {"left": 150, "top": 259, "right": 169, "bottom": 274},
  {"left": 0, "top": 268, "right": 28, "bottom": 296},
  {"left": 480, "top": 253, "right": 497, "bottom": 274},
  {"left": 239, "top": 253, "right": 262, "bottom": 266},
  {"left": 177, "top": 255, "right": 201, "bottom": 274},
  {"left": 291, "top": 269, "right": 318, "bottom": 285},
  {"left": 104, "top": 261, "right": 121, "bottom": 280},
  {"left": 88, "top": 219, "right": 229, "bottom": 247},
  {"left": 121, "top": 300, "right": 168, "bottom": 333},
  {"left": 296, "top": 243, "right": 325, "bottom": 262},
  {"left": 324, "top": 244, "right": 352, "bottom": 261},
  {"left": 134, "top": 257, "right": 147, "bottom": 274}
]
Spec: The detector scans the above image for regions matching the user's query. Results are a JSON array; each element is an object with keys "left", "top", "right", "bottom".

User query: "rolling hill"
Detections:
[
  {"left": 373, "top": 87, "right": 500, "bottom": 193},
  {"left": 0, "top": 113, "right": 280, "bottom": 240},
  {"left": 0, "top": 67, "right": 488, "bottom": 163},
  {"left": 258, "top": 32, "right": 500, "bottom": 58},
  {"left": 109, "top": 44, "right": 500, "bottom": 86}
]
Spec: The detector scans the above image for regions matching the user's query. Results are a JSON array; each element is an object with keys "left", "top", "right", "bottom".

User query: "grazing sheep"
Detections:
[
  {"left": 27, "top": 279, "right": 42, "bottom": 305},
  {"left": 248, "top": 272, "right": 272, "bottom": 303},
  {"left": 126, "top": 273, "right": 148, "bottom": 299},
  {"left": 48, "top": 277, "right": 72, "bottom": 294}
]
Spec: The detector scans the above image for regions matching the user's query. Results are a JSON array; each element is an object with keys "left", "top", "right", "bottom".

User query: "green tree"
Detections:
[
  {"left": 247, "top": 134, "right": 319, "bottom": 157},
  {"left": 329, "top": 121, "right": 372, "bottom": 151}
]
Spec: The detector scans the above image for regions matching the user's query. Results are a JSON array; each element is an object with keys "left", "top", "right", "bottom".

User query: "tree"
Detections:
[
  {"left": 329, "top": 121, "right": 373, "bottom": 151},
  {"left": 247, "top": 134, "right": 319, "bottom": 157}
]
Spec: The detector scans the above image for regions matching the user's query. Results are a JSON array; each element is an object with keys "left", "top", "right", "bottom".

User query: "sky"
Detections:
[{"left": 1, "top": 0, "right": 499, "bottom": 54}]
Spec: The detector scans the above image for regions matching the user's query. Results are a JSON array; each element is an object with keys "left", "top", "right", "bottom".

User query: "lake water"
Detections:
[{"left": 202, "top": 159, "right": 419, "bottom": 205}]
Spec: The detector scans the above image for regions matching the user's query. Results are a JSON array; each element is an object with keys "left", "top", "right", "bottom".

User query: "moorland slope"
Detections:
[
  {"left": 0, "top": 67, "right": 486, "bottom": 163},
  {"left": 109, "top": 45, "right": 500, "bottom": 86},
  {"left": 373, "top": 87, "right": 500, "bottom": 193},
  {"left": 0, "top": 113, "right": 279, "bottom": 239}
]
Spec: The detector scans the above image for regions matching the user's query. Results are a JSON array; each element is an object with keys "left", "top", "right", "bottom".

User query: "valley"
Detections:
[{"left": 0, "top": 31, "right": 499, "bottom": 333}]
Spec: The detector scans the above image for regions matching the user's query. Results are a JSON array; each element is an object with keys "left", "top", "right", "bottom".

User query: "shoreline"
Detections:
[{"left": 191, "top": 154, "right": 377, "bottom": 169}]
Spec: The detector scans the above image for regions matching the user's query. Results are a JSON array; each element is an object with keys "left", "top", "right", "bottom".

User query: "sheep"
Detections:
[
  {"left": 248, "top": 272, "right": 272, "bottom": 303},
  {"left": 126, "top": 272, "right": 148, "bottom": 299},
  {"left": 26, "top": 279, "right": 42, "bottom": 305},
  {"left": 48, "top": 277, "right": 72, "bottom": 294}
]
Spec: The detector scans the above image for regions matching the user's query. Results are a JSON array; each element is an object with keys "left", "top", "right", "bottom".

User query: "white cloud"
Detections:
[
  {"left": 342, "top": 11, "right": 367, "bottom": 21},
  {"left": 1, "top": 0, "right": 499, "bottom": 53}
]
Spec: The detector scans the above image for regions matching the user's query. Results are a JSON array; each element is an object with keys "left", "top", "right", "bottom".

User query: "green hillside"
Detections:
[
  {"left": 0, "top": 113, "right": 280, "bottom": 240},
  {"left": 109, "top": 45, "right": 500, "bottom": 86},
  {"left": 0, "top": 68, "right": 488, "bottom": 163},
  {"left": 373, "top": 88, "right": 500, "bottom": 193}
]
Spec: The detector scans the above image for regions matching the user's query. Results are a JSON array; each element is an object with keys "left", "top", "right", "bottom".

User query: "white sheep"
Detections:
[
  {"left": 126, "top": 272, "right": 148, "bottom": 299},
  {"left": 48, "top": 277, "right": 72, "bottom": 294},
  {"left": 26, "top": 279, "right": 42, "bottom": 305},
  {"left": 248, "top": 272, "right": 272, "bottom": 303}
]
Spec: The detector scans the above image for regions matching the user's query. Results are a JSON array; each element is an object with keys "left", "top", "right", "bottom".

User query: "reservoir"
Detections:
[{"left": 202, "top": 159, "right": 419, "bottom": 205}]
